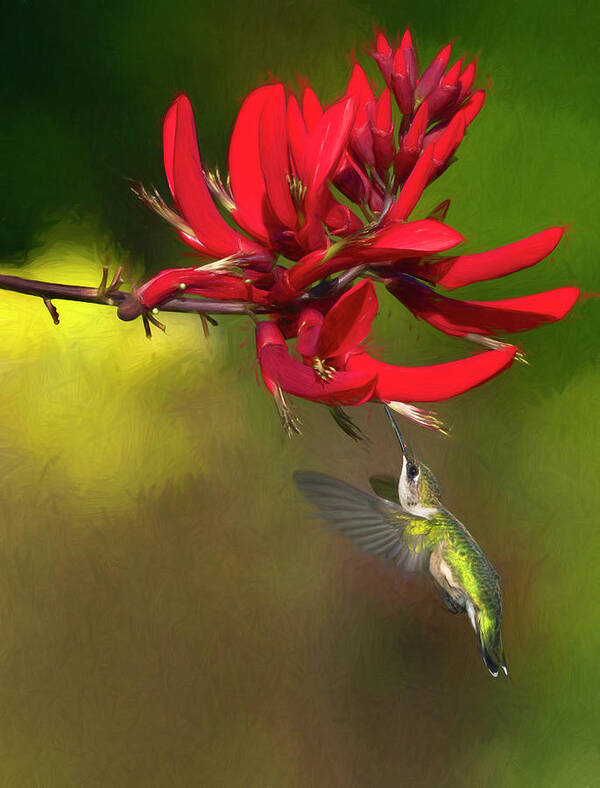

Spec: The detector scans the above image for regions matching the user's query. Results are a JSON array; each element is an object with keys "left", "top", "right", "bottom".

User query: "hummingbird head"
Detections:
[{"left": 383, "top": 405, "right": 441, "bottom": 517}]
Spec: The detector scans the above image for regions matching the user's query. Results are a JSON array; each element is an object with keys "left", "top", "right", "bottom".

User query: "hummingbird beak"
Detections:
[{"left": 383, "top": 403, "right": 409, "bottom": 458}]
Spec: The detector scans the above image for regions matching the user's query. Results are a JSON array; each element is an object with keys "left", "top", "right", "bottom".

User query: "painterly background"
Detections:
[{"left": 1, "top": 0, "right": 599, "bottom": 784}]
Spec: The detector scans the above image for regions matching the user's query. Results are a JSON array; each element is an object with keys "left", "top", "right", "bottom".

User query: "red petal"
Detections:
[
  {"left": 296, "top": 307, "right": 323, "bottom": 358},
  {"left": 471, "top": 287, "right": 579, "bottom": 318},
  {"left": 414, "top": 226, "right": 565, "bottom": 289},
  {"left": 374, "top": 87, "right": 393, "bottom": 134},
  {"left": 162, "top": 100, "right": 177, "bottom": 197},
  {"left": 317, "top": 280, "right": 378, "bottom": 360},
  {"left": 432, "top": 111, "right": 465, "bottom": 167},
  {"left": 346, "top": 347, "right": 516, "bottom": 402},
  {"left": 324, "top": 202, "right": 363, "bottom": 236},
  {"left": 137, "top": 268, "right": 268, "bottom": 307},
  {"left": 346, "top": 64, "right": 376, "bottom": 165},
  {"left": 424, "top": 59, "right": 461, "bottom": 120},
  {"left": 355, "top": 219, "right": 463, "bottom": 261},
  {"left": 137, "top": 266, "right": 200, "bottom": 306},
  {"left": 391, "top": 47, "right": 414, "bottom": 115},
  {"left": 301, "top": 96, "right": 358, "bottom": 248},
  {"left": 229, "top": 85, "right": 275, "bottom": 241},
  {"left": 346, "top": 64, "right": 375, "bottom": 121},
  {"left": 257, "top": 323, "right": 376, "bottom": 405},
  {"left": 400, "top": 101, "right": 428, "bottom": 153},
  {"left": 368, "top": 189, "right": 384, "bottom": 214},
  {"left": 400, "top": 29, "right": 418, "bottom": 87},
  {"left": 287, "top": 248, "right": 355, "bottom": 292},
  {"left": 443, "top": 60, "right": 462, "bottom": 87},
  {"left": 186, "top": 279, "right": 269, "bottom": 303},
  {"left": 174, "top": 230, "right": 210, "bottom": 257},
  {"left": 257, "top": 320, "right": 288, "bottom": 350},
  {"left": 256, "top": 321, "right": 286, "bottom": 394},
  {"left": 171, "top": 95, "right": 261, "bottom": 259},
  {"left": 287, "top": 95, "right": 308, "bottom": 180},
  {"left": 302, "top": 87, "right": 323, "bottom": 133},
  {"left": 373, "top": 31, "right": 393, "bottom": 84},
  {"left": 388, "top": 275, "right": 580, "bottom": 336},
  {"left": 457, "top": 62, "right": 476, "bottom": 103},
  {"left": 306, "top": 97, "right": 357, "bottom": 195},
  {"left": 350, "top": 120, "right": 375, "bottom": 167},
  {"left": 333, "top": 152, "right": 372, "bottom": 205},
  {"left": 372, "top": 88, "right": 395, "bottom": 172},
  {"left": 267, "top": 266, "right": 304, "bottom": 304},
  {"left": 424, "top": 81, "right": 459, "bottom": 120},
  {"left": 416, "top": 43, "right": 452, "bottom": 101},
  {"left": 258, "top": 84, "right": 297, "bottom": 229},
  {"left": 387, "top": 146, "right": 435, "bottom": 222},
  {"left": 376, "top": 30, "right": 392, "bottom": 56},
  {"left": 395, "top": 101, "right": 429, "bottom": 181},
  {"left": 462, "top": 89, "right": 485, "bottom": 125}
]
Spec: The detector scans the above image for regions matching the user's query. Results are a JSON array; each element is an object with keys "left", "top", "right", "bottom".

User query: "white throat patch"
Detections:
[
  {"left": 398, "top": 458, "right": 439, "bottom": 519},
  {"left": 406, "top": 502, "right": 439, "bottom": 519}
]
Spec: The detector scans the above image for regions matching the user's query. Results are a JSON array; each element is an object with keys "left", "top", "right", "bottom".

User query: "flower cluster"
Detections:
[{"left": 130, "top": 30, "right": 578, "bottom": 435}]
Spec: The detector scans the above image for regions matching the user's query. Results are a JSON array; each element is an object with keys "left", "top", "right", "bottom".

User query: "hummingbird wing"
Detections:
[
  {"left": 294, "top": 471, "right": 432, "bottom": 572},
  {"left": 369, "top": 474, "right": 399, "bottom": 502}
]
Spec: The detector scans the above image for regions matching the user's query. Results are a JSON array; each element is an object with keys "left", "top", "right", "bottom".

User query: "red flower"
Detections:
[
  {"left": 386, "top": 274, "right": 579, "bottom": 344},
  {"left": 256, "top": 320, "right": 376, "bottom": 435},
  {"left": 228, "top": 84, "right": 358, "bottom": 259},
  {"left": 135, "top": 266, "right": 272, "bottom": 309},
  {"left": 257, "top": 280, "right": 518, "bottom": 432},
  {"left": 296, "top": 280, "right": 378, "bottom": 368},
  {"left": 269, "top": 212, "right": 465, "bottom": 303},
  {"left": 345, "top": 347, "right": 517, "bottom": 404},
  {"left": 129, "top": 29, "right": 579, "bottom": 437},
  {"left": 162, "top": 95, "right": 270, "bottom": 265},
  {"left": 395, "top": 226, "right": 565, "bottom": 289},
  {"left": 340, "top": 31, "right": 484, "bottom": 209}
]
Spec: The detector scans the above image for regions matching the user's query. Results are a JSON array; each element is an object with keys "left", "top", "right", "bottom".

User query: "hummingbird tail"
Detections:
[{"left": 477, "top": 611, "right": 508, "bottom": 679}]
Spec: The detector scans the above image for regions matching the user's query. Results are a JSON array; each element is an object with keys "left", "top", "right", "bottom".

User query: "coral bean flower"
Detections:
[
  {"left": 139, "top": 88, "right": 360, "bottom": 267},
  {"left": 128, "top": 28, "right": 579, "bottom": 436},
  {"left": 386, "top": 274, "right": 579, "bottom": 351},
  {"left": 256, "top": 320, "right": 377, "bottom": 435},
  {"left": 161, "top": 94, "right": 271, "bottom": 266},
  {"left": 344, "top": 346, "right": 517, "bottom": 429},
  {"left": 230, "top": 84, "right": 359, "bottom": 258},
  {"left": 336, "top": 30, "right": 484, "bottom": 219},
  {"left": 257, "top": 280, "right": 518, "bottom": 432}
]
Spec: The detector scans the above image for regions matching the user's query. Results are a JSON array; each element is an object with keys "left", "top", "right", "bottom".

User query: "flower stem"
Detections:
[{"left": 0, "top": 272, "right": 271, "bottom": 319}]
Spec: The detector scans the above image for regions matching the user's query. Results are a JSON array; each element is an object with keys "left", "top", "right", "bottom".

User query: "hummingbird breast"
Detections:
[
  {"left": 429, "top": 542, "right": 468, "bottom": 612},
  {"left": 429, "top": 515, "right": 502, "bottom": 622}
]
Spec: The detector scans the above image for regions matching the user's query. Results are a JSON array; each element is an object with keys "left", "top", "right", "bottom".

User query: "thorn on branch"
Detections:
[
  {"left": 43, "top": 298, "right": 60, "bottom": 325},
  {"left": 109, "top": 266, "right": 124, "bottom": 292},
  {"left": 98, "top": 265, "right": 109, "bottom": 296},
  {"left": 200, "top": 314, "right": 210, "bottom": 339},
  {"left": 142, "top": 314, "right": 152, "bottom": 339},
  {"left": 142, "top": 309, "right": 166, "bottom": 338},
  {"left": 97, "top": 260, "right": 125, "bottom": 301}
]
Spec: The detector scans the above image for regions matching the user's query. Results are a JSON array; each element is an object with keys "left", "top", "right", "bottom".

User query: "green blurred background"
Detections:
[{"left": 1, "top": 0, "right": 599, "bottom": 784}]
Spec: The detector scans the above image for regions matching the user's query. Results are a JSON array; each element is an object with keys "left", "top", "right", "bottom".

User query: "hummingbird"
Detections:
[{"left": 294, "top": 405, "right": 508, "bottom": 678}]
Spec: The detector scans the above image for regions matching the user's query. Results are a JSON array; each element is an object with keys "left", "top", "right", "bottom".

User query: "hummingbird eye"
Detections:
[{"left": 407, "top": 463, "right": 419, "bottom": 481}]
